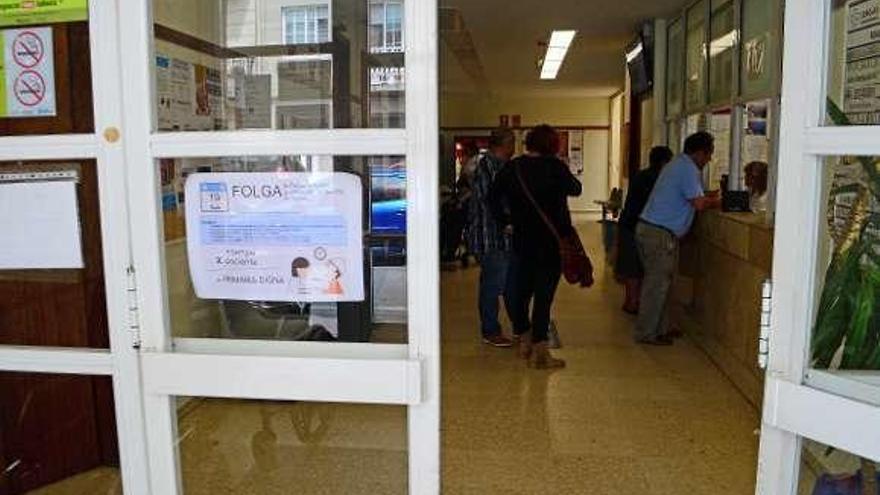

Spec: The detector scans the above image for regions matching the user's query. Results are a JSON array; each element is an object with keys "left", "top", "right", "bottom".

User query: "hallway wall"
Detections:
[{"left": 440, "top": 93, "right": 613, "bottom": 211}]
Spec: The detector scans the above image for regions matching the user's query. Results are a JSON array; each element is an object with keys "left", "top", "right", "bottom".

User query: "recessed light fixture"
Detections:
[{"left": 540, "top": 30, "right": 576, "bottom": 80}]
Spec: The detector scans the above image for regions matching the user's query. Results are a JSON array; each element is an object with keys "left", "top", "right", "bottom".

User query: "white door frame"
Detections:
[
  {"left": 757, "top": 1, "right": 880, "bottom": 493},
  {"left": 114, "top": 0, "right": 440, "bottom": 493}
]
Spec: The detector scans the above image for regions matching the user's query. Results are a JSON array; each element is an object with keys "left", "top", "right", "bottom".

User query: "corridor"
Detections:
[{"left": 440, "top": 218, "right": 760, "bottom": 494}]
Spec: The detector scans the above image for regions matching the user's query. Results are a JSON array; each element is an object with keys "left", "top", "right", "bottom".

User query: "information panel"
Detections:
[
  {"left": 185, "top": 172, "right": 365, "bottom": 303},
  {"left": 0, "top": 0, "right": 87, "bottom": 27}
]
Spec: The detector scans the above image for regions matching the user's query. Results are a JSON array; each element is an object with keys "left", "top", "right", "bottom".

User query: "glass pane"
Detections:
[
  {"left": 159, "top": 155, "right": 408, "bottom": 343},
  {"left": 799, "top": 439, "right": 878, "bottom": 495},
  {"left": 0, "top": 160, "right": 111, "bottom": 349},
  {"left": 0, "top": 371, "right": 120, "bottom": 494},
  {"left": 0, "top": 5, "right": 93, "bottom": 136},
  {"left": 686, "top": 1, "right": 708, "bottom": 111},
  {"left": 709, "top": 0, "right": 736, "bottom": 104},
  {"left": 152, "top": 0, "right": 405, "bottom": 131},
  {"left": 826, "top": 0, "right": 880, "bottom": 125},
  {"left": 741, "top": 0, "right": 780, "bottom": 98},
  {"left": 176, "top": 398, "right": 406, "bottom": 494},
  {"left": 667, "top": 18, "right": 685, "bottom": 118},
  {"left": 707, "top": 108, "right": 731, "bottom": 190},
  {"left": 811, "top": 155, "right": 880, "bottom": 393}
]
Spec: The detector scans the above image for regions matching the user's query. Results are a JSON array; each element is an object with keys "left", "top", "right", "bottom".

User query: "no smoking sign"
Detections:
[
  {"left": 14, "top": 70, "right": 46, "bottom": 107},
  {"left": 2, "top": 27, "right": 55, "bottom": 117},
  {"left": 12, "top": 31, "right": 44, "bottom": 69}
]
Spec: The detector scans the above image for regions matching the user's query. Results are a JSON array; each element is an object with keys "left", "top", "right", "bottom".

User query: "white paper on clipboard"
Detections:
[{"left": 0, "top": 180, "right": 84, "bottom": 269}]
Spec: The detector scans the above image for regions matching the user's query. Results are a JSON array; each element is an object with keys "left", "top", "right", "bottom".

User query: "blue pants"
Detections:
[{"left": 478, "top": 250, "right": 514, "bottom": 337}]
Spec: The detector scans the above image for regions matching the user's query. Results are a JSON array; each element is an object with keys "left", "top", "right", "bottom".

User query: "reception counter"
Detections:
[{"left": 672, "top": 210, "right": 774, "bottom": 409}]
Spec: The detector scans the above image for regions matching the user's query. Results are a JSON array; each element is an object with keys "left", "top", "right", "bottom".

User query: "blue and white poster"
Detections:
[{"left": 185, "top": 172, "right": 364, "bottom": 302}]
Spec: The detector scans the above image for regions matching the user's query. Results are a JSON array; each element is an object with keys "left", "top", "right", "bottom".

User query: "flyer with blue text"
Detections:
[{"left": 185, "top": 172, "right": 364, "bottom": 302}]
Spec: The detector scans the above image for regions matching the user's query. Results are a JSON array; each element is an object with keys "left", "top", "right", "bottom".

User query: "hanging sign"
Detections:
[
  {"left": 0, "top": 0, "right": 88, "bottom": 27},
  {"left": 0, "top": 27, "right": 55, "bottom": 117},
  {"left": 185, "top": 172, "right": 365, "bottom": 303}
]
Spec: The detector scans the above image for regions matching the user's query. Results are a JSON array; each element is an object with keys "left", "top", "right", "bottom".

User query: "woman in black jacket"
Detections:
[
  {"left": 615, "top": 146, "right": 673, "bottom": 314},
  {"left": 489, "top": 125, "right": 582, "bottom": 369}
]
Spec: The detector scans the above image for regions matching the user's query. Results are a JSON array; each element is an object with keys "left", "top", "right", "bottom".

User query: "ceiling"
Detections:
[{"left": 439, "top": 0, "right": 685, "bottom": 98}]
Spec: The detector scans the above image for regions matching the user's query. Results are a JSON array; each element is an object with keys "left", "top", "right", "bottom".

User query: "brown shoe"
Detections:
[
  {"left": 517, "top": 332, "right": 533, "bottom": 360},
  {"left": 528, "top": 342, "right": 566, "bottom": 369},
  {"left": 482, "top": 335, "right": 514, "bottom": 348}
]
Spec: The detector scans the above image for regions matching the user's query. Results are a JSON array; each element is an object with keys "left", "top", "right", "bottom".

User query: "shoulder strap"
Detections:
[{"left": 514, "top": 162, "right": 562, "bottom": 243}]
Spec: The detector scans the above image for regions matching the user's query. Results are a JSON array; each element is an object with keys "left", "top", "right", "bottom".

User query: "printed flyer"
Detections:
[{"left": 185, "top": 172, "right": 365, "bottom": 303}]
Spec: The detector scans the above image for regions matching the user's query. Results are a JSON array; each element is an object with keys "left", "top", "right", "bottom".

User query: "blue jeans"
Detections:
[{"left": 478, "top": 250, "right": 514, "bottom": 337}]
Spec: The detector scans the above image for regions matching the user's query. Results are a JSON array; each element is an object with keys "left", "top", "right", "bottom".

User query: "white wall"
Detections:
[{"left": 569, "top": 129, "right": 611, "bottom": 212}]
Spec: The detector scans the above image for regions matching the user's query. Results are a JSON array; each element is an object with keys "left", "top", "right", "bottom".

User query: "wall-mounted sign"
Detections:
[
  {"left": 0, "top": 27, "right": 55, "bottom": 117},
  {"left": 844, "top": 0, "right": 880, "bottom": 124},
  {"left": 0, "top": 0, "right": 87, "bottom": 27},
  {"left": 185, "top": 172, "right": 365, "bottom": 303},
  {"left": 499, "top": 114, "right": 509, "bottom": 127}
]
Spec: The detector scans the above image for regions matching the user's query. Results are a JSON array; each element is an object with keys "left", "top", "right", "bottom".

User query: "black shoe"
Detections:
[{"left": 638, "top": 335, "right": 674, "bottom": 346}]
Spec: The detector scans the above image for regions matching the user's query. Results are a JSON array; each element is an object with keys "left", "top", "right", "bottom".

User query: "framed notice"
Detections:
[
  {"left": 0, "top": 0, "right": 87, "bottom": 27},
  {"left": 185, "top": 172, "right": 365, "bottom": 303}
]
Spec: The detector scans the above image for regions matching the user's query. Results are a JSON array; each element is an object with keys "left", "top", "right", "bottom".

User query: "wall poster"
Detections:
[
  {"left": 844, "top": 0, "right": 880, "bottom": 124},
  {"left": 0, "top": 27, "right": 55, "bottom": 117},
  {"left": 185, "top": 172, "right": 365, "bottom": 303}
]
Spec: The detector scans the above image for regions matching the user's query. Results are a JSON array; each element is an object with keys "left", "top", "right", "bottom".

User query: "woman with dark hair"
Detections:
[
  {"left": 489, "top": 124, "right": 582, "bottom": 369},
  {"left": 615, "top": 146, "right": 673, "bottom": 314}
]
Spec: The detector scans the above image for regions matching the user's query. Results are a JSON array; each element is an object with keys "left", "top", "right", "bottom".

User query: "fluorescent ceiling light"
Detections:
[
  {"left": 709, "top": 30, "right": 738, "bottom": 57},
  {"left": 540, "top": 30, "right": 576, "bottom": 80},
  {"left": 625, "top": 42, "right": 643, "bottom": 63}
]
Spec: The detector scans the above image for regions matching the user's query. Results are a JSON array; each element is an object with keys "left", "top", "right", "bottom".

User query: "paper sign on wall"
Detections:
[
  {"left": 0, "top": 179, "right": 83, "bottom": 269},
  {"left": 0, "top": 27, "right": 56, "bottom": 117},
  {"left": 0, "top": 0, "right": 87, "bottom": 27},
  {"left": 185, "top": 172, "right": 365, "bottom": 303}
]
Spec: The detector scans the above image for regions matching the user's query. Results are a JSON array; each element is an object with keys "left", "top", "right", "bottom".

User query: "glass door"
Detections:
[
  {"left": 756, "top": 1, "right": 880, "bottom": 493},
  {"left": 0, "top": 2, "right": 149, "bottom": 494},
  {"left": 117, "top": 0, "right": 438, "bottom": 493}
]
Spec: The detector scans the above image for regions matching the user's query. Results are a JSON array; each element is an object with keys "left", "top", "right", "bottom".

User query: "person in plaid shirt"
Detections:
[{"left": 468, "top": 128, "right": 516, "bottom": 347}]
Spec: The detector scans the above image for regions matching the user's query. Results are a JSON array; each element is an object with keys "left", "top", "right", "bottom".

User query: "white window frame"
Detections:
[
  {"left": 756, "top": 1, "right": 880, "bottom": 494},
  {"left": 369, "top": 0, "right": 405, "bottom": 54},
  {"left": 281, "top": 3, "right": 332, "bottom": 46}
]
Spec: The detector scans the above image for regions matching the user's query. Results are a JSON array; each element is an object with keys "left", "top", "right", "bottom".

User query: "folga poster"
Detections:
[{"left": 185, "top": 172, "right": 364, "bottom": 303}]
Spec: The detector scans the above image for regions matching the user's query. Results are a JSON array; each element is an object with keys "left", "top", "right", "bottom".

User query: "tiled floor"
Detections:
[
  {"left": 27, "top": 220, "right": 760, "bottom": 495},
  {"left": 439, "top": 219, "right": 760, "bottom": 494}
]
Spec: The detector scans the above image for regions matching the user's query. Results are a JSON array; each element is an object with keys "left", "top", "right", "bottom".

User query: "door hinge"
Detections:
[
  {"left": 126, "top": 265, "right": 142, "bottom": 349},
  {"left": 758, "top": 279, "right": 773, "bottom": 369}
]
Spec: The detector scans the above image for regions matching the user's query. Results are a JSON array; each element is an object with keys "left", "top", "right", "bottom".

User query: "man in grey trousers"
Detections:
[{"left": 634, "top": 132, "right": 721, "bottom": 345}]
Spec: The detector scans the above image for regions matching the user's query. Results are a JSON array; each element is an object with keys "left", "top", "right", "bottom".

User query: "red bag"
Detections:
[{"left": 515, "top": 165, "right": 594, "bottom": 288}]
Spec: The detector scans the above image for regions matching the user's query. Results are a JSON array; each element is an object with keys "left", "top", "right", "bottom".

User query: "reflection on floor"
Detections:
[
  {"left": 440, "top": 219, "right": 761, "bottom": 494},
  {"left": 29, "top": 221, "right": 760, "bottom": 495}
]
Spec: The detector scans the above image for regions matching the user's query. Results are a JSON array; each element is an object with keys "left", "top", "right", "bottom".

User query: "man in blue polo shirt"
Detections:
[{"left": 635, "top": 131, "right": 721, "bottom": 345}]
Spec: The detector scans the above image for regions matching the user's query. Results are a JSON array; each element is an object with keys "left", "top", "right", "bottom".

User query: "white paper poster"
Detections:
[
  {"left": 845, "top": 0, "right": 880, "bottom": 124},
  {"left": 185, "top": 172, "right": 364, "bottom": 303},
  {"left": 2, "top": 27, "right": 56, "bottom": 117},
  {"left": 0, "top": 180, "right": 83, "bottom": 269},
  {"left": 238, "top": 74, "right": 271, "bottom": 129}
]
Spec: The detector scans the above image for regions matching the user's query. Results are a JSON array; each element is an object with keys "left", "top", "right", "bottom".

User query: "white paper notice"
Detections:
[
  {"left": 3, "top": 27, "right": 56, "bottom": 117},
  {"left": 0, "top": 181, "right": 83, "bottom": 269},
  {"left": 239, "top": 75, "right": 271, "bottom": 129},
  {"left": 185, "top": 172, "right": 365, "bottom": 302}
]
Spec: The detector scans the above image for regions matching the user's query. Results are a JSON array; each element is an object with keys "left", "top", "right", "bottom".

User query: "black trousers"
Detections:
[{"left": 509, "top": 255, "right": 562, "bottom": 343}]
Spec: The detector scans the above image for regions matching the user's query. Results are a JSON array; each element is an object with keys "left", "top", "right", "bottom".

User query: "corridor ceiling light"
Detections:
[
  {"left": 625, "top": 41, "right": 644, "bottom": 63},
  {"left": 710, "top": 30, "right": 738, "bottom": 57},
  {"left": 540, "top": 30, "right": 576, "bottom": 80}
]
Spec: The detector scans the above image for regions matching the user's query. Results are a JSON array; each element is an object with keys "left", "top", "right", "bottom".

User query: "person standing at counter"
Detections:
[
  {"left": 615, "top": 146, "right": 673, "bottom": 315},
  {"left": 468, "top": 128, "right": 517, "bottom": 347},
  {"left": 635, "top": 132, "right": 721, "bottom": 345}
]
